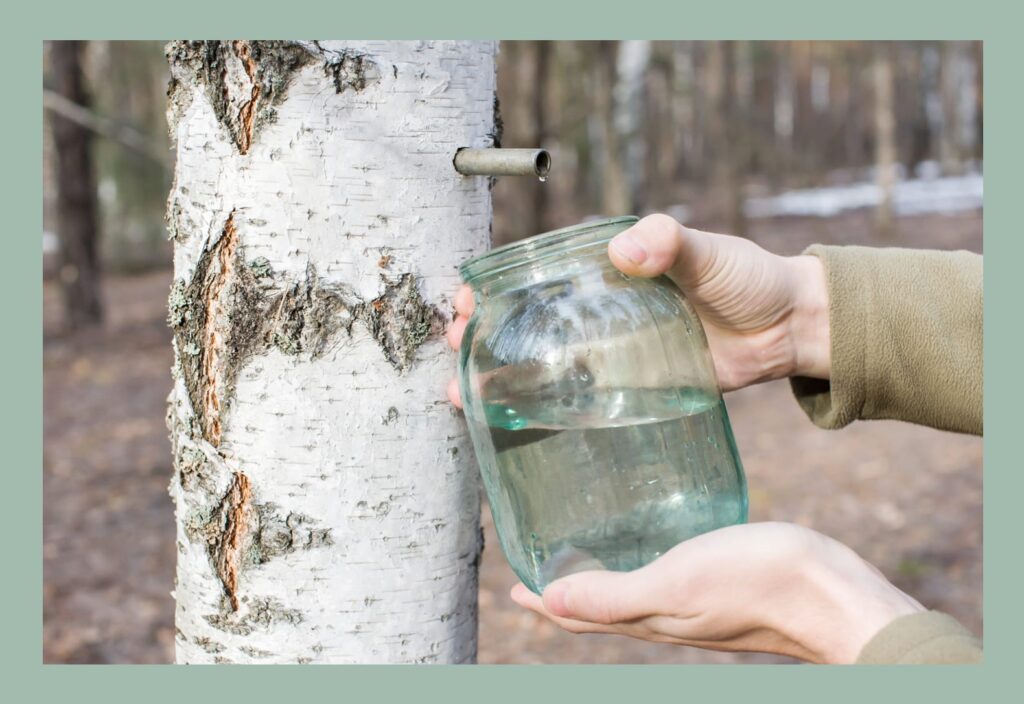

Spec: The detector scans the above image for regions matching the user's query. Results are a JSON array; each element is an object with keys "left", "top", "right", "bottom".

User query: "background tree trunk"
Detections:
[
  {"left": 706, "top": 41, "right": 748, "bottom": 236},
  {"left": 938, "top": 41, "right": 966, "bottom": 175},
  {"left": 49, "top": 40, "right": 103, "bottom": 330},
  {"left": 165, "top": 40, "right": 494, "bottom": 664},
  {"left": 615, "top": 40, "right": 651, "bottom": 214},
  {"left": 526, "top": 40, "right": 550, "bottom": 235},
  {"left": 972, "top": 40, "right": 983, "bottom": 162},
  {"left": 644, "top": 42, "right": 677, "bottom": 210},
  {"left": 594, "top": 41, "right": 631, "bottom": 216},
  {"left": 873, "top": 42, "right": 897, "bottom": 239}
]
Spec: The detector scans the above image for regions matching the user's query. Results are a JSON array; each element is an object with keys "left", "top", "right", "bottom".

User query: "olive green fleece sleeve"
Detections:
[
  {"left": 790, "top": 245, "right": 982, "bottom": 435},
  {"left": 856, "top": 611, "right": 982, "bottom": 664}
]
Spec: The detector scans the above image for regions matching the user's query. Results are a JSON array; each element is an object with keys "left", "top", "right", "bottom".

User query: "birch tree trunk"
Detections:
[
  {"left": 938, "top": 41, "right": 965, "bottom": 175},
  {"left": 594, "top": 41, "right": 631, "bottom": 216},
  {"left": 165, "top": 40, "right": 495, "bottom": 664},
  {"left": 614, "top": 40, "right": 650, "bottom": 214},
  {"left": 873, "top": 43, "right": 897, "bottom": 239}
]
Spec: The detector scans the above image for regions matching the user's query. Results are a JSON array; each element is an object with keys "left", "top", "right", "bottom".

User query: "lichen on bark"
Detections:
[
  {"left": 166, "top": 194, "right": 197, "bottom": 243},
  {"left": 175, "top": 445, "right": 214, "bottom": 493}
]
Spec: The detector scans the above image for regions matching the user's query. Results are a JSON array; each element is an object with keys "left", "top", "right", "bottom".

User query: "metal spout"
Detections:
[{"left": 453, "top": 148, "right": 551, "bottom": 178}]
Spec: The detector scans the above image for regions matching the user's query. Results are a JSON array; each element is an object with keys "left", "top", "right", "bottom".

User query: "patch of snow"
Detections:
[{"left": 745, "top": 171, "right": 983, "bottom": 219}]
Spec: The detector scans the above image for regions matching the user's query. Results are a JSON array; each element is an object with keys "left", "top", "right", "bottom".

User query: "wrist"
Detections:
[
  {"left": 785, "top": 254, "right": 831, "bottom": 380},
  {"left": 794, "top": 545, "right": 925, "bottom": 664}
]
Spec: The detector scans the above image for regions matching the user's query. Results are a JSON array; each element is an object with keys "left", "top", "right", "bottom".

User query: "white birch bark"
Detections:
[{"left": 165, "top": 40, "right": 495, "bottom": 664}]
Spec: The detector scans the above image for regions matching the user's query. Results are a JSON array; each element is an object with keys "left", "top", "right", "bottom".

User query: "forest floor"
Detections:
[{"left": 43, "top": 209, "right": 982, "bottom": 664}]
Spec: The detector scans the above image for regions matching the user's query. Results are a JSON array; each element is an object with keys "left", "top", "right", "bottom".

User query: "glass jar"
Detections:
[{"left": 458, "top": 216, "right": 747, "bottom": 594}]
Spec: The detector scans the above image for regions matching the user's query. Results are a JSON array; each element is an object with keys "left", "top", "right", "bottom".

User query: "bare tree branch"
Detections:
[{"left": 44, "top": 88, "right": 169, "bottom": 167}]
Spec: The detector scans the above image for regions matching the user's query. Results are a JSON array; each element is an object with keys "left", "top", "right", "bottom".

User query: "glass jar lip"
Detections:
[{"left": 460, "top": 215, "right": 639, "bottom": 284}]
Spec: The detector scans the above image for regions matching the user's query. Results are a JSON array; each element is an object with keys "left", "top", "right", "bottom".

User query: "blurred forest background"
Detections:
[{"left": 43, "top": 41, "right": 983, "bottom": 663}]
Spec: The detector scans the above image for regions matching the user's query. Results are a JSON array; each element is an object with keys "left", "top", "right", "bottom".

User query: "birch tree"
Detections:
[
  {"left": 873, "top": 42, "right": 897, "bottom": 239},
  {"left": 165, "top": 40, "right": 495, "bottom": 664}
]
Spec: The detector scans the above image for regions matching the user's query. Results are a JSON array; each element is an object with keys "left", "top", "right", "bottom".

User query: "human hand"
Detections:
[
  {"left": 446, "top": 214, "right": 830, "bottom": 406},
  {"left": 604, "top": 214, "right": 830, "bottom": 391},
  {"left": 508, "top": 522, "right": 924, "bottom": 664}
]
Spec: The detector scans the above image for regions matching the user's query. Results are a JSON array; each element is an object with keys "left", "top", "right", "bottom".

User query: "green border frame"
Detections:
[{"left": 11, "top": 1, "right": 1012, "bottom": 700}]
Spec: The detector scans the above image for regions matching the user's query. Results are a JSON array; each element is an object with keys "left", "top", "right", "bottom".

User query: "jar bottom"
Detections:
[{"left": 476, "top": 393, "right": 748, "bottom": 595}]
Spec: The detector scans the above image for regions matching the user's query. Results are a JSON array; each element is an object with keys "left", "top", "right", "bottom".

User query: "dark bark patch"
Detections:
[
  {"left": 265, "top": 264, "right": 356, "bottom": 358},
  {"left": 323, "top": 50, "right": 380, "bottom": 94},
  {"left": 165, "top": 40, "right": 314, "bottom": 154},
  {"left": 168, "top": 211, "right": 266, "bottom": 446},
  {"left": 175, "top": 446, "right": 214, "bottom": 493},
  {"left": 249, "top": 504, "right": 334, "bottom": 564},
  {"left": 359, "top": 273, "right": 446, "bottom": 373},
  {"left": 491, "top": 94, "right": 504, "bottom": 148},
  {"left": 381, "top": 406, "right": 400, "bottom": 425},
  {"left": 187, "top": 477, "right": 332, "bottom": 611},
  {"left": 166, "top": 195, "right": 197, "bottom": 243},
  {"left": 241, "top": 645, "right": 274, "bottom": 658},
  {"left": 205, "top": 596, "right": 303, "bottom": 636},
  {"left": 248, "top": 256, "right": 272, "bottom": 279},
  {"left": 207, "top": 471, "right": 252, "bottom": 612},
  {"left": 192, "top": 635, "right": 225, "bottom": 654},
  {"left": 169, "top": 215, "right": 445, "bottom": 442}
]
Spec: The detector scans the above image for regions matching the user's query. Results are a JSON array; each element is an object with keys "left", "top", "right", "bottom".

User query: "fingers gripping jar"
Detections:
[{"left": 458, "top": 217, "right": 747, "bottom": 594}]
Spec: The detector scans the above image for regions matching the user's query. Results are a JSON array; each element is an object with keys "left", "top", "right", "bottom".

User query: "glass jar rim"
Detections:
[{"left": 460, "top": 216, "right": 639, "bottom": 285}]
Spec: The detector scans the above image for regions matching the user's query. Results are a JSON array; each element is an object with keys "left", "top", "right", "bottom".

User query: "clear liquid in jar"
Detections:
[{"left": 469, "top": 386, "right": 748, "bottom": 593}]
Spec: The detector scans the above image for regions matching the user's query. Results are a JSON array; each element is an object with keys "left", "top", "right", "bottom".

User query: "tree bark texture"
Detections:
[
  {"left": 165, "top": 40, "right": 495, "bottom": 664},
  {"left": 50, "top": 40, "right": 103, "bottom": 329}
]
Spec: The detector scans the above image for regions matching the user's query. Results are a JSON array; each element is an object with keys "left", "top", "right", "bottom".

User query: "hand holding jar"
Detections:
[
  {"left": 447, "top": 214, "right": 928, "bottom": 664},
  {"left": 447, "top": 213, "right": 832, "bottom": 406}
]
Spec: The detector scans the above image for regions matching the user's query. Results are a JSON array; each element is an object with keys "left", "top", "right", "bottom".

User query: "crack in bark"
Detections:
[
  {"left": 215, "top": 472, "right": 251, "bottom": 611},
  {"left": 233, "top": 41, "right": 261, "bottom": 155},
  {"left": 201, "top": 211, "right": 238, "bottom": 446}
]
